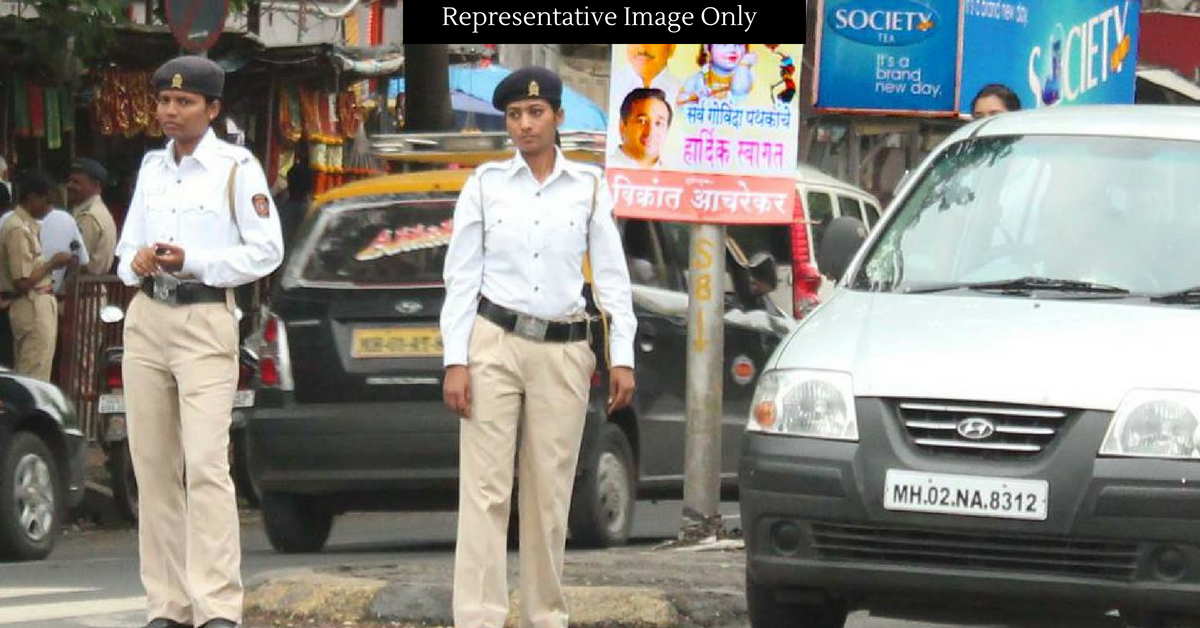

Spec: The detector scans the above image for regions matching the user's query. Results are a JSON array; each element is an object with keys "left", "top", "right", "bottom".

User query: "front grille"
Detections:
[
  {"left": 897, "top": 401, "right": 1069, "bottom": 458},
  {"left": 811, "top": 523, "right": 1139, "bottom": 581}
]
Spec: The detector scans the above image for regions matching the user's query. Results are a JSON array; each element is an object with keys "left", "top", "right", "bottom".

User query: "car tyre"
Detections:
[
  {"left": 0, "top": 432, "right": 63, "bottom": 561},
  {"left": 106, "top": 440, "right": 139, "bottom": 524},
  {"left": 568, "top": 423, "right": 635, "bottom": 548},
  {"left": 746, "top": 570, "right": 847, "bottom": 628},
  {"left": 261, "top": 492, "right": 332, "bottom": 553}
]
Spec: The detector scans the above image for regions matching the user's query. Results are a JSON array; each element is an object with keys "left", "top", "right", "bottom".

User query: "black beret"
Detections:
[
  {"left": 492, "top": 66, "right": 562, "bottom": 111},
  {"left": 69, "top": 158, "right": 107, "bottom": 183},
  {"left": 153, "top": 55, "right": 224, "bottom": 98}
]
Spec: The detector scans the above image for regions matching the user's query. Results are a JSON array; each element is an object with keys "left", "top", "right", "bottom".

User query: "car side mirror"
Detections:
[
  {"left": 817, "top": 216, "right": 869, "bottom": 284},
  {"left": 99, "top": 305, "right": 124, "bottom": 324}
]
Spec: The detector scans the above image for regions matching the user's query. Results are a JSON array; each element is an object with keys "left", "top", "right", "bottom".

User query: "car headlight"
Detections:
[
  {"left": 1100, "top": 390, "right": 1200, "bottom": 459},
  {"left": 747, "top": 369, "right": 858, "bottom": 440}
]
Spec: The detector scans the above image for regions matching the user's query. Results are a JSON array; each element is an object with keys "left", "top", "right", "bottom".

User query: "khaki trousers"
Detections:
[
  {"left": 453, "top": 317, "right": 596, "bottom": 628},
  {"left": 10, "top": 293, "right": 57, "bottom": 380},
  {"left": 122, "top": 291, "right": 242, "bottom": 625}
]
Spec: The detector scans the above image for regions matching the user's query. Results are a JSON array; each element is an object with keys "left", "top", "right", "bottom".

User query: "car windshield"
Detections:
[
  {"left": 298, "top": 199, "right": 454, "bottom": 287},
  {"left": 851, "top": 135, "right": 1200, "bottom": 298}
]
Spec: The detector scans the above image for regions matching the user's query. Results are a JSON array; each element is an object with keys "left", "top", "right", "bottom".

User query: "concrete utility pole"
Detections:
[{"left": 682, "top": 223, "right": 726, "bottom": 539}]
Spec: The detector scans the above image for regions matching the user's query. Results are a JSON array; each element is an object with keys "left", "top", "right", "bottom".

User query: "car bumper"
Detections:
[
  {"left": 65, "top": 429, "right": 86, "bottom": 510},
  {"left": 739, "top": 399, "right": 1200, "bottom": 617},
  {"left": 248, "top": 391, "right": 459, "bottom": 501}
]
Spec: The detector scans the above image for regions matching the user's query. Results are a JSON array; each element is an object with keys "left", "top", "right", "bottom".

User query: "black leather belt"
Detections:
[
  {"left": 478, "top": 296, "right": 588, "bottom": 343},
  {"left": 141, "top": 277, "right": 226, "bottom": 305}
]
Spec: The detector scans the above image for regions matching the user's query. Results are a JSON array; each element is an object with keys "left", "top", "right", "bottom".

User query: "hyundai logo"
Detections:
[
  {"left": 394, "top": 300, "right": 423, "bottom": 314},
  {"left": 956, "top": 417, "right": 996, "bottom": 441}
]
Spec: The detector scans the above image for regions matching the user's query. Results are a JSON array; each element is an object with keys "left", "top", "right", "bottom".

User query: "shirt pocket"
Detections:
[
  {"left": 143, "top": 188, "right": 174, "bottom": 242},
  {"left": 546, "top": 205, "right": 589, "bottom": 255},
  {"left": 482, "top": 213, "right": 523, "bottom": 254},
  {"left": 179, "top": 200, "right": 222, "bottom": 242}
]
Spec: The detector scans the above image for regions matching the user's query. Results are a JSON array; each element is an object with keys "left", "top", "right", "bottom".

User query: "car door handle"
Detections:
[{"left": 637, "top": 323, "right": 657, "bottom": 352}]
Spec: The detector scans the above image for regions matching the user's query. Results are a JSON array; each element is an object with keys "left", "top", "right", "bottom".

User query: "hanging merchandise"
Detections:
[
  {"left": 59, "top": 87, "right": 74, "bottom": 136},
  {"left": 28, "top": 84, "right": 45, "bottom": 139},
  {"left": 45, "top": 86, "right": 62, "bottom": 150},
  {"left": 94, "top": 70, "right": 160, "bottom": 138},
  {"left": 277, "top": 83, "right": 302, "bottom": 144},
  {"left": 12, "top": 78, "right": 31, "bottom": 138}
]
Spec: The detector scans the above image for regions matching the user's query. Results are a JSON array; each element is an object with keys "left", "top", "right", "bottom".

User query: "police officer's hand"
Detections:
[
  {"left": 443, "top": 365, "right": 471, "bottom": 419},
  {"left": 48, "top": 252, "right": 74, "bottom": 270},
  {"left": 608, "top": 366, "right": 635, "bottom": 414},
  {"left": 153, "top": 242, "right": 186, "bottom": 273},
  {"left": 132, "top": 246, "right": 160, "bottom": 277}
]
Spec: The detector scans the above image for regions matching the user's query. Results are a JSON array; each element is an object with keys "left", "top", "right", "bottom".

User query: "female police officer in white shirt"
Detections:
[
  {"left": 115, "top": 56, "right": 284, "bottom": 628},
  {"left": 440, "top": 66, "right": 637, "bottom": 628}
]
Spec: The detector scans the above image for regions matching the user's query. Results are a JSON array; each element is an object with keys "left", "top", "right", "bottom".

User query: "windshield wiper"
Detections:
[
  {"left": 904, "top": 276, "right": 1131, "bottom": 295},
  {"left": 1150, "top": 285, "right": 1200, "bottom": 304}
]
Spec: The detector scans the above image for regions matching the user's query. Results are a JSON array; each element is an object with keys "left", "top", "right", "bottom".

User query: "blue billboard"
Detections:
[
  {"left": 959, "top": 0, "right": 1141, "bottom": 115},
  {"left": 815, "top": 0, "right": 962, "bottom": 114}
]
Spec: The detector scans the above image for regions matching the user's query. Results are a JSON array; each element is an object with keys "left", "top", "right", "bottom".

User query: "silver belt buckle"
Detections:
[
  {"left": 514, "top": 313, "right": 549, "bottom": 341},
  {"left": 153, "top": 274, "right": 180, "bottom": 304}
]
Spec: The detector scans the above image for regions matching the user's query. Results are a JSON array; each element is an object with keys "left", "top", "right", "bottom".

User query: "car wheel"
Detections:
[
  {"left": 261, "top": 492, "right": 332, "bottom": 553},
  {"left": 568, "top": 423, "right": 635, "bottom": 548},
  {"left": 0, "top": 432, "right": 63, "bottom": 561},
  {"left": 230, "top": 429, "right": 261, "bottom": 508},
  {"left": 746, "top": 570, "right": 847, "bottom": 628},
  {"left": 106, "top": 441, "right": 138, "bottom": 524}
]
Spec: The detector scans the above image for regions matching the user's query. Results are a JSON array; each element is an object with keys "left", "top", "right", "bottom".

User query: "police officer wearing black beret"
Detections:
[
  {"left": 441, "top": 66, "right": 637, "bottom": 628},
  {"left": 115, "top": 55, "right": 283, "bottom": 628}
]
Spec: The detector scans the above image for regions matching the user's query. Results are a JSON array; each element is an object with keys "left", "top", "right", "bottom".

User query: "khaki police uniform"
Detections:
[
  {"left": 73, "top": 192, "right": 117, "bottom": 275},
  {"left": 115, "top": 56, "right": 284, "bottom": 628},
  {"left": 0, "top": 207, "right": 57, "bottom": 380},
  {"left": 440, "top": 67, "right": 636, "bottom": 628}
]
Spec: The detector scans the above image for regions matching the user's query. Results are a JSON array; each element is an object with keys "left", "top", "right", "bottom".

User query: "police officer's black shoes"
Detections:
[
  {"left": 199, "top": 620, "right": 238, "bottom": 628},
  {"left": 142, "top": 619, "right": 193, "bottom": 628}
]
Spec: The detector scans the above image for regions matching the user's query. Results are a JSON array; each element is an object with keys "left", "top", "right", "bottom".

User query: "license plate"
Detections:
[
  {"left": 99, "top": 390, "right": 253, "bottom": 414},
  {"left": 98, "top": 394, "right": 124, "bottom": 414},
  {"left": 883, "top": 469, "right": 1048, "bottom": 521},
  {"left": 351, "top": 327, "right": 443, "bottom": 358},
  {"left": 234, "top": 389, "right": 255, "bottom": 408}
]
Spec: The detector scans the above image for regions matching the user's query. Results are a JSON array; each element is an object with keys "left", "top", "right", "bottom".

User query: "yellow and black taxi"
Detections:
[{"left": 245, "top": 132, "right": 794, "bottom": 552}]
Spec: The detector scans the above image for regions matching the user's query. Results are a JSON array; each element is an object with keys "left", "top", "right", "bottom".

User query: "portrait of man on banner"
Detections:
[{"left": 605, "top": 43, "right": 802, "bottom": 225}]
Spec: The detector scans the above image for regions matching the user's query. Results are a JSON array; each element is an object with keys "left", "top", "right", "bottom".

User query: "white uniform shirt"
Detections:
[
  {"left": 116, "top": 129, "right": 284, "bottom": 288},
  {"left": 0, "top": 208, "right": 90, "bottom": 293},
  {"left": 440, "top": 148, "right": 636, "bottom": 369}
]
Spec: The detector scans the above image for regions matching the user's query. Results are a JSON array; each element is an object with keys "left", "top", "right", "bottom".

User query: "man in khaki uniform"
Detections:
[
  {"left": 66, "top": 158, "right": 117, "bottom": 275},
  {"left": 0, "top": 170, "right": 75, "bottom": 380}
]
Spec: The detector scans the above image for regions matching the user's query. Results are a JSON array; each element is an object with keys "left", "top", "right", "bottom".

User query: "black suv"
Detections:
[
  {"left": 246, "top": 170, "right": 793, "bottom": 552},
  {"left": 0, "top": 371, "right": 85, "bottom": 560}
]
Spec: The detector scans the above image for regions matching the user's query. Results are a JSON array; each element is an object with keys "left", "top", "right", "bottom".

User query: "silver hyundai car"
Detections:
[{"left": 740, "top": 106, "right": 1200, "bottom": 628}]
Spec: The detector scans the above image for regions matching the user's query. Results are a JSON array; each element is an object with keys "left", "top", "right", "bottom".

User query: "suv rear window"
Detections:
[{"left": 299, "top": 199, "right": 455, "bottom": 286}]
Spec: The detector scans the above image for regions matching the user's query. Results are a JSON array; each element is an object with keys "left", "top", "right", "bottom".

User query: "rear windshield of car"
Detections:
[{"left": 297, "top": 199, "right": 454, "bottom": 287}]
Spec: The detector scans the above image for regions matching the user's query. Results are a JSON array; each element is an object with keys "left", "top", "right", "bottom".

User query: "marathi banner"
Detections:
[{"left": 606, "top": 43, "right": 802, "bottom": 224}]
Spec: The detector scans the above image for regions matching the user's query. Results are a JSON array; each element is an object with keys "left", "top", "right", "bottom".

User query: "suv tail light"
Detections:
[
  {"left": 793, "top": 261, "right": 822, "bottom": 319},
  {"left": 253, "top": 309, "right": 294, "bottom": 391}
]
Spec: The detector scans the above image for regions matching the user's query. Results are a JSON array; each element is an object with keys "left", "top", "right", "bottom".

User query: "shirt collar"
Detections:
[
  {"left": 71, "top": 193, "right": 102, "bottom": 214},
  {"left": 164, "top": 128, "right": 221, "bottom": 172},
  {"left": 508, "top": 146, "right": 577, "bottom": 185}
]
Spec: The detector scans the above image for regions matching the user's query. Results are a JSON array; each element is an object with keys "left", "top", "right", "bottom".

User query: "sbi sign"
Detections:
[{"left": 829, "top": 0, "right": 940, "bottom": 46}]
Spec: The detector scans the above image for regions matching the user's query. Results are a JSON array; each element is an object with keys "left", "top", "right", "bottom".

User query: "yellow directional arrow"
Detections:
[{"left": 693, "top": 310, "right": 709, "bottom": 352}]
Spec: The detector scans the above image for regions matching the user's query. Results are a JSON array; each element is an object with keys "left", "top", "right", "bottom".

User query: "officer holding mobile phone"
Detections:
[{"left": 114, "top": 55, "right": 283, "bottom": 628}]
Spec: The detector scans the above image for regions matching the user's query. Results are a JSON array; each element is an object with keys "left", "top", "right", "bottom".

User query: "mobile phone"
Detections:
[{"left": 155, "top": 246, "right": 170, "bottom": 256}]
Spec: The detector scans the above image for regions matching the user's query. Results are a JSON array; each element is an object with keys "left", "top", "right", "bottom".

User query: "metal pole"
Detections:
[{"left": 682, "top": 223, "right": 725, "bottom": 538}]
